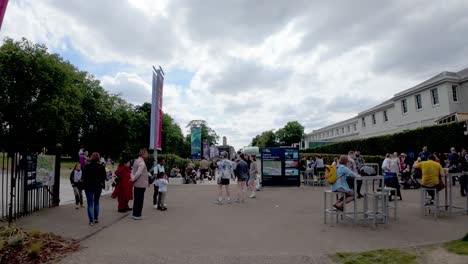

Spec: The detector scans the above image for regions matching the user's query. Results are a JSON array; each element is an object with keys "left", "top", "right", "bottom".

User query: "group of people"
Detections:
[
  {"left": 330, "top": 146, "right": 468, "bottom": 211},
  {"left": 70, "top": 148, "right": 262, "bottom": 225},
  {"left": 215, "top": 151, "right": 259, "bottom": 204},
  {"left": 70, "top": 149, "right": 170, "bottom": 225}
]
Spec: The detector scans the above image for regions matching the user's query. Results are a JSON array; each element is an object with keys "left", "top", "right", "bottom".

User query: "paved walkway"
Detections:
[{"left": 14, "top": 185, "right": 468, "bottom": 264}]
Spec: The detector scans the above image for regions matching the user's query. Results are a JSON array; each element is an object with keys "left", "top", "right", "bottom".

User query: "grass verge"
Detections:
[
  {"left": 444, "top": 233, "right": 468, "bottom": 255},
  {"left": 331, "top": 249, "right": 418, "bottom": 264}
]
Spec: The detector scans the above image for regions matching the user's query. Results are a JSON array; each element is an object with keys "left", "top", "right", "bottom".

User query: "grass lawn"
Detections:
[
  {"left": 331, "top": 249, "right": 418, "bottom": 264},
  {"left": 444, "top": 234, "right": 468, "bottom": 255}
]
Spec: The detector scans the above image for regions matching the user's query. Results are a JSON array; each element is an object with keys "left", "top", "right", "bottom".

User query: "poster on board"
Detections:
[
  {"left": 36, "top": 155, "right": 55, "bottom": 186},
  {"left": 261, "top": 147, "right": 300, "bottom": 186}
]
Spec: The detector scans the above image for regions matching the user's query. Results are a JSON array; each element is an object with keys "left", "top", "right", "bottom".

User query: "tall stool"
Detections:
[
  {"left": 366, "top": 192, "right": 388, "bottom": 229},
  {"left": 377, "top": 187, "right": 398, "bottom": 220},
  {"left": 324, "top": 190, "right": 347, "bottom": 225},
  {"left": 317, "top": 172, "right": 326, "bottom": 187},
  {"left": 420, "top": 187, "right": 440, "bottom": 219}
]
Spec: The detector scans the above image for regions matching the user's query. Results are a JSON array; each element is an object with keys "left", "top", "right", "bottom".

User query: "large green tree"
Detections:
[
  {"left": 0, "top": 38, "right": 190, "bottom": 159},
  {"left": 0, "top": 38, "right": 83, "bottom": 153},
  {"left": 251, "top": 130, "right": 279, "bottom": 148},
  {"left": 276, "top": 121, "right": 304, "bottom": 146}
]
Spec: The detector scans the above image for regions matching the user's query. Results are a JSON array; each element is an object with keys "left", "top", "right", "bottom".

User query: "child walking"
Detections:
[
  {"left": 70, "top": 163, "right": 84, "bottom": 209},
  {"left": 155, "top": 172, "right": 168, "bottom": 211}
]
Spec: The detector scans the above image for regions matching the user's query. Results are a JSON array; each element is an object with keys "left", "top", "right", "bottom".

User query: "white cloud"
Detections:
[{"left": 2, "top": 0, "right": 468, "bottom": 150}]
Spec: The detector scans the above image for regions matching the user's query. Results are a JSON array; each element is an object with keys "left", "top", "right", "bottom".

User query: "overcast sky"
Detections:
[{"left": 2, "top": 0, "right": 468, "bottom": 150}]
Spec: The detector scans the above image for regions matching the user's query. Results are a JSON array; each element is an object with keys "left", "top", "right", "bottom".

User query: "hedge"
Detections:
[
  {"left": 300, "top": 153, "right": 384, "bottom": 165},
  {"left": 303, "top": 122, "right": 467, "bottom": 156}
]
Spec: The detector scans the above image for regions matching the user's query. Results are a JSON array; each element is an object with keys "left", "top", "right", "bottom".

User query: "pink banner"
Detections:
[
  {"left": 156, "top": 73, "right": 163, "bottom": 149},
  {"left": 0, "top": 0, "right": 9, "bottom": 30},
  {"left": 150, "top": 69, "right": 164, "bottom": 150}
]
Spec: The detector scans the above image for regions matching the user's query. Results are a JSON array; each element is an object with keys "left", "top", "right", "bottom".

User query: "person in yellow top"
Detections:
[{"left": 414, "top": 155, "right": 445, "bottom": 203}]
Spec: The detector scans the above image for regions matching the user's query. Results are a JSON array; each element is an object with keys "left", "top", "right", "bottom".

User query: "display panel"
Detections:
[{"left": 261, "top": 147, "right": 300, "bottom": 186}]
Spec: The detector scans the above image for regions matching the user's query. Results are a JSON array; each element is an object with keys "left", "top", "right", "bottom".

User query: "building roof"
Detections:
[
  {"left": 309, "top": 116, "right": 358, "bottom": 134},
  {"left": 305, "top": 66, "right": 468, "bottom": 136}
]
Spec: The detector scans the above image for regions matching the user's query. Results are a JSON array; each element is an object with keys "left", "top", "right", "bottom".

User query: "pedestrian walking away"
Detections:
[
  {"left": 215, "top": 151, "right": 234, "bottom": 204},
  {"left": 82, "top": 152, "right": 107, "bottom": 226},
  {"left": 235, "top": 154, "right": 249, "bottom": 203}
]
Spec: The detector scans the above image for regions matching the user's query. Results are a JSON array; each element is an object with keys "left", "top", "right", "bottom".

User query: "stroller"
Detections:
[
  {"left": 184, "top": 167, "right": 197, "bottom": 184},
  {"left": 400, "top": 170, "right": 421, "bottom": 189},
  {"left": 360, "top": 165, "right": 377, "bottom": 176}
]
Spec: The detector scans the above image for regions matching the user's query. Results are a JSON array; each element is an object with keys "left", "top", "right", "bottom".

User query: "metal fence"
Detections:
[{"left": 0, "top": 144, "right": 61, "bottom": 223}]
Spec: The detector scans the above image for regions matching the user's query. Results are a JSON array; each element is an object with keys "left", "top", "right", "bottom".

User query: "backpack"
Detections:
[{"left": 325, "top": 165, "right": 337, "bottom": 184}]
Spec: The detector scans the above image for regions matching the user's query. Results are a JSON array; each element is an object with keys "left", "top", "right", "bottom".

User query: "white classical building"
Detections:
[{"left": 301, "top": 67, "right": 468, "bottom": 149}]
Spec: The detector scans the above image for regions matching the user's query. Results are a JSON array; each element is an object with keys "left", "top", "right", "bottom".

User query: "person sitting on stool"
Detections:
[{"left": 414, "top": 155, "right": 445, "bottom": 204}]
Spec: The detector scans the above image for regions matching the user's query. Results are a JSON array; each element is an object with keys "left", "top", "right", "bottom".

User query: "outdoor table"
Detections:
[
  {"left": 442, "top": 172, "right": 468, "bottom": 216},
  {"left": 349, "top": 176, "right": 384, "bottom": 224}
]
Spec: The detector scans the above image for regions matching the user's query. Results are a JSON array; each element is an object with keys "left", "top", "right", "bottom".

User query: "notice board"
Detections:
[{"left": 260, "top": 147, "right": 300, "bottom": 186}]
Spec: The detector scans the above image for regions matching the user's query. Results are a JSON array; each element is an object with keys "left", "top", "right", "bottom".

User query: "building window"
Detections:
[
  {"left": 430, "top": 88, "right": 439, "bottom": 105},
  {"left": 452, "top": 85, "right": 459, "bottom": 102},
  {"left": 336, "top": 129, "right": 339, "bottom": 135},
  {"left": 401, "top": 99, "right": 408, "bottom": 114},
  {"left": 353, "top": 124, "right": 357, "bottom": 131},
  {"left": 383, "top": 110, "right": 388, "bottom": 122},
  {"left": 331, "top": 130, "right": 334, "bottom": 136},
  {"left": 372, "top": 114, "right": 376, "bottom": 125},
  {"left": 415, "top": 94, "right": 422, "bottom": 110},
  {"left": 347, "top": 126, "right": 350, "bottom": 132},
  {"left": 362, "top": 117, "right": 366, "bottom": 127},
  {"left": 341, "top": 127, "right": 344, "bottom": 134}
]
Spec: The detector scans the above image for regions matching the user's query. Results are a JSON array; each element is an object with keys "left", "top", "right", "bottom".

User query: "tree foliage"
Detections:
[
  {"left": 276, "top": 121, "right": 304, "bottom": 146},
  {"left": 250, "top": 121, "right": 304, "bottom": 148},
  {"left": 0, "top": 38, "right": 190, "bottom": 159}
]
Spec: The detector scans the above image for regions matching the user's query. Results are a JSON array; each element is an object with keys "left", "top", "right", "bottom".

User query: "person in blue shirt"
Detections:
[{"left": 333, "top": 155, "right": 360, "bottom": 211}]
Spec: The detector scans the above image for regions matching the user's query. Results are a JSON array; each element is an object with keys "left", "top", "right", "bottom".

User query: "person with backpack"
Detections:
[
  {"left": 214, "top": 151, "right": 235, "bottom": 204},
  {"left": 234, "top": 153, "right": 249, "bottom": 203},
  {"left": 331, "top": 155, "right": 359, "bottom": 211}
]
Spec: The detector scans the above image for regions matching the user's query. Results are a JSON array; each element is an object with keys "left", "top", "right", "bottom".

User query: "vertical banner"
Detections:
[
  {"left": 203, "top": 140, "right": 210, "bottom": 160},
  {"left": 0, "top": 0, "right": 8, "bottom": 30},
  {"left": 191, "top": 127, "right": 201, "bottom": 160},
  {"left": 150, "top": 69, "right": 164, "bottom": 150}
]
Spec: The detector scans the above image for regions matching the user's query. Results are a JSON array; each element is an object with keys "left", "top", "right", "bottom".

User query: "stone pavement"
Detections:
[{"left": 14, "top": 185, "right": 468, "bottom": 264}]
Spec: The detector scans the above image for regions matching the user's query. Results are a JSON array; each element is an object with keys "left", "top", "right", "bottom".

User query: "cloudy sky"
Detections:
[{"left": 2, "top": 0, "right": 468, "bottom": 150}]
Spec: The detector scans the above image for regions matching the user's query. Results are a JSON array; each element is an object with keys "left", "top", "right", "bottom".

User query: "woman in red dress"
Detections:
[{"left": 112, "top": 158, "right": 133, "bottom": 212}]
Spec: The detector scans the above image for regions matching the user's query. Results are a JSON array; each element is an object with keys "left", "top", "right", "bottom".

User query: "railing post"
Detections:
[{"left": 52, "top": 144, "right": 62, "bottom": 206}]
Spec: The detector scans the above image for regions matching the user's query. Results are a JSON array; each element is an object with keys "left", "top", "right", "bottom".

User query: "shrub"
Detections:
[
  {"left": 301, "top": 153, "right": 384, "bottom": 165},
  {"left": 303, "top": 122, "right": 467, "bottom": 155},
  {"left": 28, "top": 230, "right": 41, "bottom": 238},
  {"left": 27, "top": 242, "right": 41, "bottom": 258}
]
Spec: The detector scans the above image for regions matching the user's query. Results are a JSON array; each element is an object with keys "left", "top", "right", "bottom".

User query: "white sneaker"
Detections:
[
  {"left": 213, "top": 200, "right": 223, "bottom": 205},
  {"left": 227, "top": 199, "right": 232, "bottom": 204},
  {"left": 249, "top": 193, "right": 256, "bottom": 198},
  {"left": 153, "top": 205, "right": 158, "bottom": 209},
  {"left": 131, "top": 215, "right": 142, "bottom": 220},
  {"left": 75, "top": 205, "right": 79, "bottom": 209}
]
